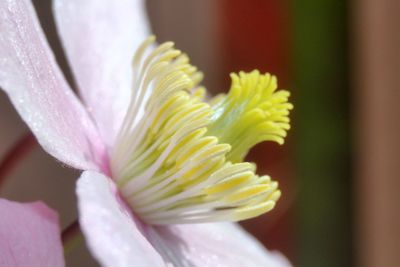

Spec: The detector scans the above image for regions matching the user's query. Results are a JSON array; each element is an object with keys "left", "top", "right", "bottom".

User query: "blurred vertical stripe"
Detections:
[
  {"left": 353, "top": 0, "right": 400, "bottom": 266},
  {"left": 291, "top": 1, "right": 353, "bottom": 267}
]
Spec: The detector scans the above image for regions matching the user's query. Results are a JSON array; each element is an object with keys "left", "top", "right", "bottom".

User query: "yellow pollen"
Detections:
[{"left": 111, "top": 36, "right": 292, "bottom": 225}]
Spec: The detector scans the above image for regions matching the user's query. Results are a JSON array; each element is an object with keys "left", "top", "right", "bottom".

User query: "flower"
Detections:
[
  {"left": 0, "top": 199, "right": 65, "bottom": 267},
  {"left": 0, "top": 0, "right": 293, "bottom": 266}
]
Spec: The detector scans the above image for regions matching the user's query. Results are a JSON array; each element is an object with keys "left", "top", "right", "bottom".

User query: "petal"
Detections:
[
  {"left": 0, "top": 0, "right": 106, "bottom": 170},
  {"left": 76, "top": 171, "right": 166, "bottom": 267},
  {"left": 148, "top": 223, "right": 292, "bottom": 267},
  {"left": 53, "top": 0, "right": 150, "bottom": 146},
  {"left": 0, "top": 199, "right": 65, "bottom": 267}
]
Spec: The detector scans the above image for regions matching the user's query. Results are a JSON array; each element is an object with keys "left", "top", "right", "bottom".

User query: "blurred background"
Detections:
[{"left": 1, "top": 0, "right": 399, "bottom": 266}]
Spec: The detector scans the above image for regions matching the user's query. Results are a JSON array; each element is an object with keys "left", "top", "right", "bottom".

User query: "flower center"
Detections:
[{"left": 110, "top": 36, "right": 293, "bottom": 225}]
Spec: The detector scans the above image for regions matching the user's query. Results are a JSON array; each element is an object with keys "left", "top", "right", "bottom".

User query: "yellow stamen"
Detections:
[
  {"left": 208, "top": 70, "right": 293, "bottom": 162},
  {"left": 111, "top": 36, "right": 292, "bottom": 225}
]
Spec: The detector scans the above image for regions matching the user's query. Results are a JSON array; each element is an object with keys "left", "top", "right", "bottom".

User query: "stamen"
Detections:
[{"left": 111, "top": 37, "right": 292, "bottom": 225}]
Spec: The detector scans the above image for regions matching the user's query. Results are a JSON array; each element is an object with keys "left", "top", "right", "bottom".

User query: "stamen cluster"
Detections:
[{"left": 111, "top": 37, "right": 292, "bottom": 225}]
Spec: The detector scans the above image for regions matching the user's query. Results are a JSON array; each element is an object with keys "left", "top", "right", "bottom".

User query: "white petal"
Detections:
[
  {"left": 148, "top": 223, "right": 292, "bottom": 267},
  {"left": 76, "top": 171, "right": 166, "bottom": 267},
  {"left": 0, "top": 0, "right": 106, "bottom": 170},
  {"left": 53, "top": 0, "right": 150, "bottom": 146}
]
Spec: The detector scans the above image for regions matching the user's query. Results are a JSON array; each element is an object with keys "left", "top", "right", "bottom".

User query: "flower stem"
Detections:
[
  {"left": 62, "top": 220, "right": 82, "bottom": 253},
  {"left": 0, "top": 133, "right": 37, "bottom": 188}
]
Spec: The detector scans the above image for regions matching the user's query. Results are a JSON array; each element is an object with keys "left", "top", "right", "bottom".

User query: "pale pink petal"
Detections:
[
  {"left": 77, "top": 172, "right": 291, "bottom": 267},
  {"left": 76, "top": 171, "right": 166, "bottom": 267},
  {"left": 53, "top": 0, "right": 150, "bottom": 146},
  {"left": 0, "top": 199, "right": 65, "bottom": 267},
  {"left": 148, "top": 223, "right": 292, "bottom": 267},
  {"left": 0, "top": 0, "right": 106, "bottom": 170}
]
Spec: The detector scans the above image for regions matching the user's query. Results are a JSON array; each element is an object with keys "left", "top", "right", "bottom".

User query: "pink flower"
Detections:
[
  {"left": 0, "top": 0, "right": 292, "bottom": 266},
  {"left": 0, "top": 199, "right": 64, "bottom": 267}
]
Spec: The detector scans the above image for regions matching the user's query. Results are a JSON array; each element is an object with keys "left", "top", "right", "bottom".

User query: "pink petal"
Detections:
[
  {"left": 0, "top": 0, "right": 106, "bottom": 171},
  {"left": 76, "top": 171, "right": 166, "bottom": 267},
  {"left": 149, "top": 223, "right": 292, "bottom": 267},
  {"left": 0, "top": 199, "right": 65, "bottom": 267},
  {"left": 53, "top": 0, "right": 150, "bottom": 146}
]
